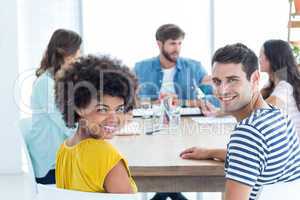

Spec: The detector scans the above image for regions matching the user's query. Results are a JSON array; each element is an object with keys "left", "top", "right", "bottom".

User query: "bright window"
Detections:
[
  {"left": 82, "top": 0, "right": 213, "bottom": 70},
  {"left": 214, "top": 0, "right": 289, "bottom": 55}
]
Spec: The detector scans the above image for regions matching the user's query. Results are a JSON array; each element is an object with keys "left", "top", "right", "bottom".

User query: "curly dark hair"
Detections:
[
  {"left": 212, "top": 43, "right": 258, "bottom": 80},
  {"left": 55, "top": 55, "right": 138, "bottom": 128},
  {"left": 36, "top": 29, "right": 82, "bottom": 77}
]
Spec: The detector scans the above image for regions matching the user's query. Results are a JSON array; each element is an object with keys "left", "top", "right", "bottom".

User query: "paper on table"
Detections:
[
  {"left": 133, "top": 107, "right": 202, "bottom": 117},
  {"left": 180, "top": 107, "right": 202, "bottom": 116},
  {"left": 132, "top": 109, "right": 153, "bottom": 117},
  {"left": 191, "top": 116, "right": 237, "bottom": 124}
]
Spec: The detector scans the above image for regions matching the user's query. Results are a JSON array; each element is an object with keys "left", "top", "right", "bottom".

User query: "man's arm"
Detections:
[
  {"left": 180, "top": 147, "right": 227, "bottom": 161},
  {"left": 225, "top": 179, "right": 252, "bottom": 200}
]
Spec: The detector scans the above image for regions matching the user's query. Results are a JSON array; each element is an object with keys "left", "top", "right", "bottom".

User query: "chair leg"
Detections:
[
  {"left": 196, "top": 192, "right": 203, "bottom": 200},
  {"left": 221, "top": 192, "right": 225, "bottom": 200},
  {"left": 141, "top": 192, "right": 147, "bottom": 200}
]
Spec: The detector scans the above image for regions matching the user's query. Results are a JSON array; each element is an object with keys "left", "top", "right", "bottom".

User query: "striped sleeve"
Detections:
[{"left": 225, "top": 124, "right": 267, "bottom": 187}]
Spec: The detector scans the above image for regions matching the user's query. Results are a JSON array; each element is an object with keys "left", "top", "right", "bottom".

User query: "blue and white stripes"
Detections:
[{"left": 225, "top": 107, "right": 300, "bottom": 200}]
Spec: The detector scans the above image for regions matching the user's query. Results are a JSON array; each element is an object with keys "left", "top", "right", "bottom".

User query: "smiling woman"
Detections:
[{"left": 54, "top": 55, "right": 138, "bottom": 193}]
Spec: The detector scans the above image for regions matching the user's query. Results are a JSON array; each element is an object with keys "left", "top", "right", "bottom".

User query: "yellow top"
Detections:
[{"left": 55, "top": 138, "right": 137, "bottom": 193}]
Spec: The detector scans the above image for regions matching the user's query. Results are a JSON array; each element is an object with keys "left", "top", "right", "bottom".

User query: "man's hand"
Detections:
[
  {"left": 159, "top": 92, "right": 180, "bottom": 106},
  {"left": 180, "top": 147, "right": 211, "bottom": 160},
  {"left": 180, "top": 147, "right": 227, "bottom": 161},
  {"left": 198, "top": 99, "right": 221, "bottom": 117}
]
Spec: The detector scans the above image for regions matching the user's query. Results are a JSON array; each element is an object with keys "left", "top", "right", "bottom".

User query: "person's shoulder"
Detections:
[
  {"left": 236, "top": 107, "right": 284, "bottom": 136},
  {"left": 34, "top": 71, "right": 53, "bottom": 84},
  {"left": 240, "top": 108, "right": 276, "bottom": 125},
  {"left": 134, "top": 57, "right": 159, "bottom": 75},
  {"left": 78, "top": 138, "right": 117, "bottom": 153},
  {"left": 177, "top": 57, "right": 204, "bottom": 71},
  {"left": 135, "top": 57, "right": 158, "bottom": 67},
  {"left": 178, "top": 57, "right": 201, "bottom": 65},
  {"left": 273, "top": 80, "right": 293, "bottom": 93},
  {"left": 277, "top": 80, "right": 292, "bottom": 87},
  {"left": 32, "top": 71, "right": 54, "bottom": 92}
]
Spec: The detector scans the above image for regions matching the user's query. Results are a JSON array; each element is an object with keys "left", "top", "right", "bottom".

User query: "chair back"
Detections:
[
  {"left": 18, "top": 118, "right": 37, "bottom": 199},
  {"left": 37, "top": 184, "right": 139, "bottom": 200}
]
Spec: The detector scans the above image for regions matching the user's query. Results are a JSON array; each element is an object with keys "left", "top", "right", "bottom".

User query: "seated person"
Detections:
[
  {"left": 28, "top": 29, "right": 82, "bottom": 184},
  {"left": 134, "top": 23, "right": 219, "bottom": 109},
  {"left": 55, "top": 55, "right": 138, "bottom": 193},
  {"left": 259, "top": 39, "right": 300, "bottom": 136},
  {"left": 180, "top": 43, "right": 300, "bottom": 200}
]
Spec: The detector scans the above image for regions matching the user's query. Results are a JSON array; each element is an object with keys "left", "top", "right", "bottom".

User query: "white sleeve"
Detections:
[
  {"left": 271, "top": 81, "right": 293, "bottom": 99},
  {"left": 270, "top": 81, "right": 294, "bottom": 113}
]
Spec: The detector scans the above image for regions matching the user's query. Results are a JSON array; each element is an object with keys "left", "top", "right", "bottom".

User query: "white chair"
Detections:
[
  {"left": 19, "top": 118, "right": 38, "bottom": 200},
  {"left": 256, "top": 180, "right": 300, "bottom": 200},
  {"left": 19, "top": 118, "right": 139, "bottom": 200},
  {"left": 37, "top": 184, "right": 138, "bottom": 200}
]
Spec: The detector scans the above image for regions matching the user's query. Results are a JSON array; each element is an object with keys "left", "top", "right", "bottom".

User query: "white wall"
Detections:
[
  {"left": 82, "top": 0, "right": 212, "bottom": 70},
  {"left": 0, "top": 0, "right": 82, "bottom": 174},
  {"left": 0, "top": 0, "right": 22, "bottom": 173},
  {"left": 214, "top": 0, "right": 289, "bottom": 55},
  {"left": 17, "top": 0, "right": 81, "bottom": 117}
]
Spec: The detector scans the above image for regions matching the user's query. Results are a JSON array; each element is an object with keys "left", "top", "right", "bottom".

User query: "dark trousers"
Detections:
[
  {"left": 151, "top": 192, "right": 188, "bottom": 200},
  {"left": 35, "top": 169, "right": 56, "bottom": 184}
]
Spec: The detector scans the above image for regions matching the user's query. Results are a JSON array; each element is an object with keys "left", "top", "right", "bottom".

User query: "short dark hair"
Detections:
[
  {"left": 155, "top": 24, "right": 185, "bottom": 43},
  {"left": 36, "top": 29, "right": 82, "bottom": 77},
  {"left": 212, "top": 43, "right": 258, "bottom": 80},
  {"left": 55, "top": 55, "right": 138, "bottom": 128}
]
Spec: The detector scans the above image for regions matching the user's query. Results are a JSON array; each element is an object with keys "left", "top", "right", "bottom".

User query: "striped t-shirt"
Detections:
[{"left": 224, "top": 106, "right": 300, "bottom": 200}]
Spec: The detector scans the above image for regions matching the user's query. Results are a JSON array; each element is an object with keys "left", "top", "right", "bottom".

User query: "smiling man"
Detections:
[
  {"left": 133, "top": 24, "right": 215, "bottom": 107},
  {"left": 180, "top": 43, "right": 300, "bottom": 200}
]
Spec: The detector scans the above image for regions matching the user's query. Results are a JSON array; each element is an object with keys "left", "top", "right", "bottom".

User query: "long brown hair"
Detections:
[
  {"left": 262, "top": 39, "right": 300, "bottom": 111},
  {"left": 36, "top": 29, "right": 82, "bottom": 77}
]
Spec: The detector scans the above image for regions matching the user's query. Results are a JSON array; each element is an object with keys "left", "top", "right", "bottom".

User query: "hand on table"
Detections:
[{"left": 180, "top": 146, "right": 211, "bottom": 160}]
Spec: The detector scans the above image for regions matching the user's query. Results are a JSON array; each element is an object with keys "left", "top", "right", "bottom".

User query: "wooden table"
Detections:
[{"left": 111, "top": 117, "right": 235, "bottom": 192}]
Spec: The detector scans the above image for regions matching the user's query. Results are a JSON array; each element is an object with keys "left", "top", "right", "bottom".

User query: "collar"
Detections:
[{"left": 154, "top": 56, "right": 182, "bottom": 71}]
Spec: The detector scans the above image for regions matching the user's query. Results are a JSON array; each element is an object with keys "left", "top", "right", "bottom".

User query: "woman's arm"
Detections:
[{"left": 104, "top": 160, "right": 134, "bottom": 193}]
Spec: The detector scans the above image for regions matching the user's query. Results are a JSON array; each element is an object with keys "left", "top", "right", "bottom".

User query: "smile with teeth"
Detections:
[
  {"left": 100, "top": 124, "right": 118, "bottom": 133},
  {"left": 219, "top": 95, "right": 237, "bottom": 102}
]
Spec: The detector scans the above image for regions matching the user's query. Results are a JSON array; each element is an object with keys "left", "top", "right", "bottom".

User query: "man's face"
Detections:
[
  {"left": 212, "top": 62, "right": 256, "bottom": 113},
  {"left": 159, "top": 38, "right": 183, "bottom": 63}
]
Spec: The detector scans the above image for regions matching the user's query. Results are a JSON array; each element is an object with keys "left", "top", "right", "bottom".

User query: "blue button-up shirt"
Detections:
[
  {"left": 27, "top": 71, "right": 75, "bottom": 178},
  {"left": 134, "top": 57, "right": 217, "bottom": 104}
]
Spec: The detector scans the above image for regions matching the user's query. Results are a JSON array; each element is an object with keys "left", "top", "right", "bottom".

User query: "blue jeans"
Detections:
[
  {"left": 151, "top": 192, "right": 188, "bottom": 200},
  {"left": 35, "top": 169, "right": 55, "bottom": 184}
]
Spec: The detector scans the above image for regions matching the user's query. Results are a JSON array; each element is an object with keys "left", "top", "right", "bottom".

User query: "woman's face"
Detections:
[
  {"left": 62, "top": 49, "right": 81, "bottom": 70},
  {"left": 259, "top": 47, "right": 271, "bottom": 73},
  {"left": 77, "top": 95, "right": 128, "bottom": 139}
]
